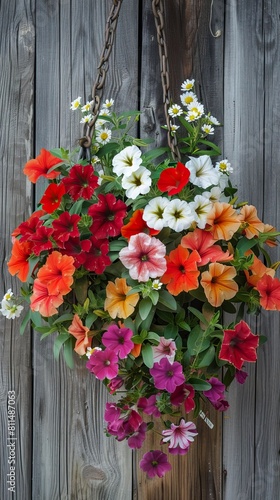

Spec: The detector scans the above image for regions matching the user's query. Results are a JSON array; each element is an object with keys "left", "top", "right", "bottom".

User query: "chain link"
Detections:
[
  {"left": 152, "top": 0, "right": 181, "bottom": 161},
  {"left": 79, "top": 0, "right": 123, "bottom": 149}
]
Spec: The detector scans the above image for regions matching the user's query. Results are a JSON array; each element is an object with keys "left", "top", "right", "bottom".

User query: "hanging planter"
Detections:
[{"left": 2, "top": 0, "right": 280, "bottom": 480}]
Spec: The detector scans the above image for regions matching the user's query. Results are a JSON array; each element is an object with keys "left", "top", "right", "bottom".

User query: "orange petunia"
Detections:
[
  {"left": 7, "top": 239, "right": 33, "bottom": 282},
  {"left": 68, "top": 314, "right": 92, "bottom": 355},
  {"left": 104, "top": 277, "right": 139, "bottom": 319},
  {"left": 37, "top": 251, "right": 75, "bottom": 295},
  {"left": 121, "top": 209, "right": 159, "bottom": 239},
  {"left": 256, "top": 275, "right": 280, "bottom": 310},
  {"left": 244, "top": 251, "right": 275, "bottom": 287},
  {"left": 181, "top": 228, "right": 233, "bottom": 266},
  {"left": 23, "top": 148, "right": 62, "bottom": 183},
  {"left": 130, "top": 343, "right": 142, "bottom": 357},
  {"left": 262, "top": 224, "right": 279, "bottom": 247},
  {"left": 200, "top": 262, "right": 238, "bottom": 307},
  {"left": 30, "top": 278, "right": 64, "bottom": 317},
  {"left": 161, "top": 245, "right": 201, "bottom": 296},
  {"left": 239, "top": 205, "right": 265, "bottom": 239},
  {"left": 206, "top": 202, "right": 241, "bottom": 241}
]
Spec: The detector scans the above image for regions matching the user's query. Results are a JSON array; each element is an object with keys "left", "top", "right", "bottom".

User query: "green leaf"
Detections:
[
  {"left": 221, "top": 301, "right": 236, "bottom": 314},
  {"left": 198, "top": 139, "right": 221, "bottom": 154},
  {"left": 178, "top": 115, "right": 194, "bottom": 134},
  {"left": 141, "top": 344, "right": 154, "bottom": 368},
  {"left": 20, "top": 309, "right": 31, "bottom": 335},
  {"left": 158, "top": 290, "right": 177, "bottom": 311},
  {"left": 139, "top": 298, "right": 153, "bottom": 320},
  {"left": 149, "top": 290, "right": 159, "bottom": 306},
  {"left": 53, "top": 333, "right": 71, "bottom": 360},
  {"left": 187, "top": 378, "right": 212, "bottom": 391},
  {"left": 69, "top": 199, "right": 84, "bottom": 215},
  {"left": 142, "top": 147, "right": 169, "bottom": 162},
  {"left": 85, "top": 313, "right": 98, "bottom": 328},
  {"left": 53, "top": 314, "right": 73, "bottom": 325},
  {"left": 187, "top": 325, "right": 210, "bottom": 355},
  {"left": 30, "top": 310, "right": 43, "bottom": 328},
  {"left": 188, "top": 306, "right": 209, "bottom": 326},
  {"left": 164, "top": 324, "right": 178, "bottom": 339},
  {"left": 195, "top": 345, "right": 215, "bottom": 368},
  {"left": 236, "top": 236, "right": 258, "bottom": 255},
  {"left": 97, "top": 142, "right": 120, "bottom": 157},
  {"left": 147, "top": 331, "right": 160, "bottom": 342},
  {"left": 63, "top": 338, "right": 75, "bottom": 369}
]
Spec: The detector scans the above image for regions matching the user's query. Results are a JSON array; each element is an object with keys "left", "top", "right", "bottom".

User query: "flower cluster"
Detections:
[{"left": 3, "top": 79, "right": 280, "bottom": 478}]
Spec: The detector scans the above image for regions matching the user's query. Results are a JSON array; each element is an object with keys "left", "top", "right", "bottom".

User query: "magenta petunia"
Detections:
[
  {"left": 203, "top": 377, "right": 226, "bottom": 405},
  {"left": 137, "top": 394, "right": 161, "bottom": 418},
  {"left": 219, "top": 320, "right": 259, "bottom": 370},
  {"left": 102, "top": 324, "right": 134, "bottom": 359},
  {"left": 235, "top": 369, "right": 248, "bottom": 384},
  {"left": 61, "top": 164, "right": 99, "bottom": 200},
  {"left": 86, "top": 348, "right": 119, "bottom": 380},
  {"left": 119, "top": 232, "right": 167, "bottom": 282},
  {"left": 139, "top": 450, "right": 172, "bottom": 478},
  {"left": 107, "top": 376, "right": 124, "bottom": 394},
  {"left": 162, "top": 419, "right": 198, "bottom": 455},
  {"left": 88, "top": 193, "right": 127, "bottom": 238},
  {"left": 150, "top": 357, "right": 185, "bottom": 393},
  {"left": 127, "top": 422, "right": 147, "bottom": 449}
]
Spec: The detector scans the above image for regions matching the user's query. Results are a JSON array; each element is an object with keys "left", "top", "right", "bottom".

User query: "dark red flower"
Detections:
[
  {"left": 52, "top": 212, "right": 81, "bottom": 243},
  {"left": 40, "top": 183, "right": 66, "bottom": 213},
  {"left": 16, "top": 216, "right": 43, "bottom": 242},
  {"left": 89, "top": 193, "right": 127, "bottom": 238},
  {"left": 29, "top": 225, "right": 54, "bottom": 255},
  {"left": 170, "top": 383, "right": 195, "bottom": 413},
  {"left": 83, "top": 236, "right": 111, "bottom": 274},
  {"left": 61, "top": 164, "right": 98, "bottom": 200},
  {"left": 61, "top": 237, "right": 92, "bottom": 268},
  {"left": 157, "top": 162, "right": 190, "bottom": 196},
  {"left": 219, "top": 320, "right": 259, "bottom": 370}
]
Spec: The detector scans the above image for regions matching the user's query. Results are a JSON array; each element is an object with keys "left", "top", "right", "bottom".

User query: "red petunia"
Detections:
[
  {"left": 23, "top": 148, "right": 62, "bottom": 183},
  {"left": 89, "top": 193, "right": 127, "bottom": 238},
  {"left": 161, "top": 245, "right": 201, "bottom": 296},
  {"left": 219, "top": 320, "right": 259, "bottom": 370},
  {"left": 61, "top": 164, "right": 98, "bottom": 200},
  {"left": 52, "top": 212, "right": 81, "bottom": 243},
  {"left": 61, "top": 237, "right": 92, "bottom": 268},
  {"left": 40, "top": 183, "right": 66, "bottom": 213},
  {"left": 7, "top": 239, "right": 33, "bottom": 282},
  {"left": 29, "top": 225, "right": 54, "bottom": 255},
  {"left": 157, "top": 162, "right": 190, "bottom": 196},
  {"left": 12, "top": 210, "right": 46, "bottom": 241},
  {"left": 83, "top": 236, "right": 111, "bottom": 274},
  {"left": 121, "top": 209, "right": 159, "bottom": 239},
  {"left": 256, "top": 274, "right": 280, "bottom": 310}
]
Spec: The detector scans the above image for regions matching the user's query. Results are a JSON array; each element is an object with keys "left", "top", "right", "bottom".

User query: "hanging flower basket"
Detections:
[{"left": 2, "top": 0, "right": 280, "bottom": 479}]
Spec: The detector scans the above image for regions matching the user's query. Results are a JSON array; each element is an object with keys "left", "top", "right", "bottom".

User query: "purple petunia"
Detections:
[
  {"left": 150, "top": 357, "right": 185, "bottom": 393},
  {"left": 139, "top": 450, "right": 172, "bottom": 478},
  {"left": 102, "top": 324, "right": 134, "bottom": 359}
]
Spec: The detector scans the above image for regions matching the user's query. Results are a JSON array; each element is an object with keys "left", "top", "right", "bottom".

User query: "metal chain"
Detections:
[
  {"left": 79, "top": 0, "right": 123, "bottom": 150},
  {"left": 152, "top": 0, "right": 181, "bottom": 161}
]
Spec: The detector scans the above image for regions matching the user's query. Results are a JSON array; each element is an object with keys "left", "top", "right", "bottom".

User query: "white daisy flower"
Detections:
[
  {"left": 70, "top": 96, "right": 82, "bottom": 111},
  {"left": 208, "top": 115, "right": 220, "bottom": 126},
  {"left": 186, "top": 156, "right": 220, "bottom": 189},
  {"left": 121, "top": 166, "right": 151, "bottom": 199},
  {"left": 201, "top": 124, "right": 215, "bottom": 135},
  {"left": 189, "top": 195, "right": 213, "bottom": 229},
  {"left": 168, "top": 104, "right": 183, "bottom": 118},
  {"left": 152, "top": 279, "right": 163, "bottom": 290},
  {"left": 102, "top": 99, "right": 114, "bottom": 109},
  {"left": 186, "top": 112, "right": 199, "bottom": 123},
  {"left": 202, "top": 186, "right": 222, "bottom": 203},
  {"left": 80, "top": 114, "right": 93, "bottom": 124},
  {"left": 171, "top": 124, "right": 180, "bottom": 132},
  {"left": 96, "top": 128, "right": 112, "bottom": 145},
  {"left": 97, "top": 108, "right": 111, "bottom": 126},
  {"left": 112, "top": 145, "right": 142, "bottom": 177},
  {"left": 3, "top": 289, "right": 14, "bottom": 301},
  {"left": 187, "top": 100, "right": 204, "bottom": 118},
  {"left": 181, "top": 79, "right": 195, "bottom": 91},
  {"left": 143, "top": 197, "right": 170, "bottom": 231},
  {"left": 180, "top": 91, "right": 196, "bottom": 107},
  {"left": 81, "top": 101, "right": 93, "bottom": 113},
  {"left": 163, "top": 199, "right": 193, "bottom": 232},
  {"left": 216, "top": 159, "right": 233, "bottom": 174},
  {"left": 0, "top": 301, "right": 23, "bottom": 320}
]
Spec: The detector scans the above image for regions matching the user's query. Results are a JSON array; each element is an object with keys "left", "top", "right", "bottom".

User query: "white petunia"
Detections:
[
  {"left": 216, "top": 159, "right": 233, "bottom": 174},
  {"left": 96, "top": 128, "right": 112, "bottom": 145},
  {"left": 0, "top": 300, "right": 23, "bottom": 320},
  {"left": 143, "top": 197, "right": 170, "bottom": 231},
  {"left": 163, "top": 199, "right": 194, "bottom": 232},
  {"left": 202, "top": 186, "right": 222, "bottom": 203},
  {"left": 168, "top": 104, "right": 183, "bottom": 118},
  {"left": 189, "top": 195, "right": 213, "bottom": 229},
  {"left": 181, "top": 79, "right": 195, "bottom": 91},
  {"left": 70, "top": 96, "right": 82, "bottom": 111},
  {"left": 112, "top": 145, "right": 142, "bottom": 177},
  {"left": 208, "top": 115, "right": 220, "bottom": 126},
  {"left": 186, "top": 155, "right": 220, "bottom": 189},
  {"left": 81, "top": 101, "right": 93, "bottom": 113},
  {"left": 80, "top": 114, "right": 93, "bottom": 124},
  {"left": 180, "top": 91, "right": 196, "bottom": 107},
  {"left": 201, "top": 124, "right": 215, "bottom": 135},
  {"left": 121, "top": 166, "right": 151, "bottom": 199}
]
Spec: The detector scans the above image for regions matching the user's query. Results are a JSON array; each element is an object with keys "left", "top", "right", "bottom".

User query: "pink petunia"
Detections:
[
  {"left": 139, "top": 450, "right": 172, "bottom": 478},
  {"left": 119, "top": 232, "right": 167, "bottom": 282},
  {"left": 152, "top": 337, "right": 177, "bottom": 364},
  {"left": 137, "top": 394, "right": 161, "bottom": 418},
  {"left": 162, "top": 419, "right": 198, "bottom": 455},
  {"left": 150, "top": 358, "right": 185, "bottom": 393},
  {"left": 127, "top": 422, "right": 147, "bottom": 449},
  {"left": 86, "top": 348, "right": 119, "bottom": 380},
  {"left": 102, "top": 325, "right": 134, "bottom": 359}
]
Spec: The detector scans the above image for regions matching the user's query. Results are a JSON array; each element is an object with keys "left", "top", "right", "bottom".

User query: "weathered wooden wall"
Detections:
[{"left": 0, "top": 0, "right": 279, "bottom": 499}]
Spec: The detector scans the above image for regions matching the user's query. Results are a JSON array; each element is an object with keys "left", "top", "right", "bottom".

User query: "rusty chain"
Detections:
[
  {"left": 79, "top": 0, "right": 123, "bottom": 150},
  {"left": 80, "top": 0, "right": 180, "bottom": 161},
  {"left": 152, "top": 0, "right": 181, "bottom": 161}
]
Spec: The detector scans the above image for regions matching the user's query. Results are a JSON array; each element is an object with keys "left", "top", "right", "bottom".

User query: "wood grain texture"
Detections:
[
  {"left": 223, "top": 1, "right": 280, "bottom": 499},
  {"left": 0, "top": 0, "right": 35, "bottom": 498}
]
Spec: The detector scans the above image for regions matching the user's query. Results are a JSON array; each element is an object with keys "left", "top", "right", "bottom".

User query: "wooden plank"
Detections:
[
  {"left": 32, "top": 1, "right": 140, "bottom": 498},
  {"left": 0, "top": 0, "right": 35, "bottom": 498},
  {"left": 136, "top": 1, "right": 224, "bottom": 498},
  {"left": 223, "top": 0, "right": 280, "bottom": 498}
]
